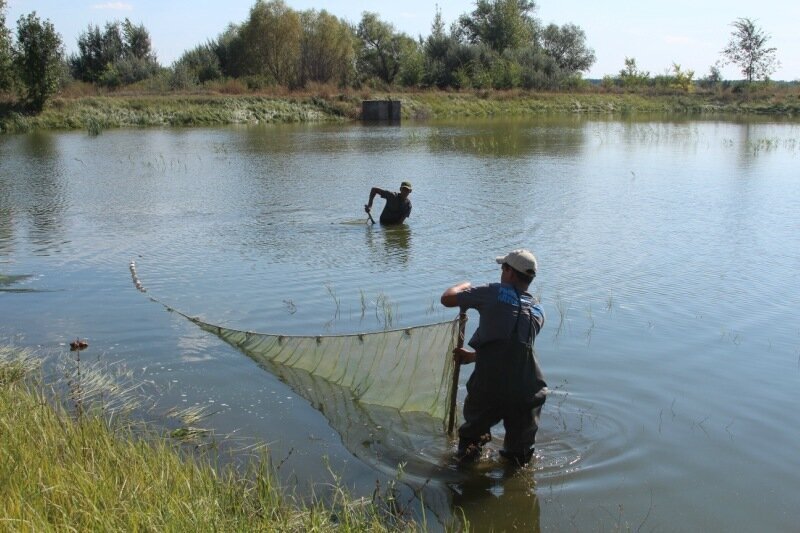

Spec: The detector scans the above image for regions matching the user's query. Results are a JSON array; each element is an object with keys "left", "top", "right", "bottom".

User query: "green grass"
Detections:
[
  {"left": 2, "top": 88, "right": 799, "bottom": 133},
  {"left": 0, "top": 346, "right": 434, "bottom": 532}
]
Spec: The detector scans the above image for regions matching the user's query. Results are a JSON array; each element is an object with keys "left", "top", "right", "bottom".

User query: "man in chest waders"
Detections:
[
  {"left": 441, "top": 249, "right": 547, "bottom": 465},
  {"left": 365, "top": 182, "right": 412, "bottom": 225}
]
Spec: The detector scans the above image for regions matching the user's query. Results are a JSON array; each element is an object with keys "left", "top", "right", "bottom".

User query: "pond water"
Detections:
[{"left": 2, "top": 116, "right": 799, "bottom": 531}]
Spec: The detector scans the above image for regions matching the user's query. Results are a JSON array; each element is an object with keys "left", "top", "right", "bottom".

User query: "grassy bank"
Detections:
[
  {"left": 2, "top": 89, "right": 799, "bottom": 134},
  {"left": 0, "top": 347, "right": 429, "bottom": 532}
]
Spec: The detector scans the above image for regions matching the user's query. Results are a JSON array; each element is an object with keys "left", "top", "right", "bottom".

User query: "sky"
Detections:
[{"left": 5, "top": 0, "right": 799, "bottom": 81}]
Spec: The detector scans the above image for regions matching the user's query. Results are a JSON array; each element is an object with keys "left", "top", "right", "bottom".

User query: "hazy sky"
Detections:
[{"left": 5, "top": 0, "right": 799, "bottom": 81}]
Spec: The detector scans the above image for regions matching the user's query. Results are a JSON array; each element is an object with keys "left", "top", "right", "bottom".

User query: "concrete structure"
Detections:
[{"left": 361, "top": 100, "right": 401, "bottom": 123}]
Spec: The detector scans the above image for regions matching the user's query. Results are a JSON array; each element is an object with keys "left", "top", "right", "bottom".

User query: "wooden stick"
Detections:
[
  {"left": 447, "top": 312, "right": 467, "bottom": 436},
  {"left": 364, "top": 205, "right": 376, "bottom": 224}
]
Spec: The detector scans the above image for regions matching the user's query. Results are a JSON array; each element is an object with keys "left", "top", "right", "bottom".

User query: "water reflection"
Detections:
[
  {"left": 425, "top": 117, "right": 587, "bottom": 158},
  {"left": 4, "top": 118, "right": 800, "bottom": 531},
  {"left": 0, "top": 132, "right": 67, "bottom": 255},
  {"left": 366, "top": 224, "right": 412, "bottom": 266},
  {"left": 450, "top": 465, "right": 541, "bottom": 531}
]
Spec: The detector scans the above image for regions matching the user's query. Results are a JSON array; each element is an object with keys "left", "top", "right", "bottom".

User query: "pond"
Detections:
[{"left": 2, "top": 115, "right": 799, "bottom": 530}]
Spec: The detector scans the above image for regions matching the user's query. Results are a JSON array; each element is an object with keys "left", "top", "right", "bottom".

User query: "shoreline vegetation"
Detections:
[
  {"left": 2, "top": 88, "right": 799, "bottom": 134},
  {"left": 0, "top": 346, "right": 435, "bottom": 531}
]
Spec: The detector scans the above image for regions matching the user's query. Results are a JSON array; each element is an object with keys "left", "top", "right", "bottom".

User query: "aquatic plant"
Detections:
[
  {"left": 554, "top": 293, "right": 569, "bottom": 338},
  {"left": 86, "top": 116, "right": 103, "bottom": 136}
]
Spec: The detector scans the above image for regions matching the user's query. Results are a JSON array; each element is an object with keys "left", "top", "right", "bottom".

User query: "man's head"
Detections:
[
  {"left": 399, "top": 181, "right": 412, "bottom": 198},
  {"left": 496, "top": 249, "right": 537, "bottom": 285}
]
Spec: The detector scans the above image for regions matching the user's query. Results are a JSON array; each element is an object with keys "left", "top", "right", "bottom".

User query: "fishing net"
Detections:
[
  {"left": 130, "top": 261, "right": 460, "bottom": 427},
  {"left": 192, "top": 317, "right": 459, "bottom": 422}
]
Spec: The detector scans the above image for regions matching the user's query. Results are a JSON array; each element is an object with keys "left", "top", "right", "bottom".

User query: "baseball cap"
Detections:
[
  {"left": 496, "top": 249, "right": 538, "bottom": 277},
  {"left": 400, "top": 181, "right": 412, "bottom": 191}
]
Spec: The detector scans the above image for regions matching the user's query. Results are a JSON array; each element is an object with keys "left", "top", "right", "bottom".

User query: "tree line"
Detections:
[
  {"left": 0, "top": 0, "right": 783, "bottom": 112},
  {"left": 169, "top": 0, "right": 596, "bottom": 92}
]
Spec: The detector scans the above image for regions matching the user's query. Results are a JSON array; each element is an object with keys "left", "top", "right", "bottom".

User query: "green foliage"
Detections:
[
  {"left": 618, "top": 57, "right": 650, "bottom": 88},
  {"left": 490, "top": 56, "right": 522, "bottom": 89},
  {"left": 423, "top": 9, "right": 481, "bottom": 89},
  {"left": 721, "top": 17, "right": 778, "bottom": 82},
  {"left": 299, "top": 9, "right": 355, "bottom": 87},
  {"left": 659, "top": 63, "right": 694, "bottom": 92},
  {"left": 13, "top": 12, "right": 64, "bottom": 110},
  {"left": 458, "top": 0, "right": 538, "bottom": 53},
  {"left": 356, "top": 12, "right": 412, "bottom": 85},
  {"left": 397, "top": 41, "right": 425, "bottom": 87},
  {"left": 507, "top": 45, "right": 558, "bottom": 89},
  {"left": 0, "top": 0, "right": 13, "bottom": 91},
  {"left": 239, "top": 0, "right": 302, "bottom": 87},
  {"left": 699, "top": 64, "right": 723, "bottom": 89},
  {"left": 70, "top": 18, "right": 159, "bottom": 87},
  {"left": 172, "top": 43, "right": 223, "bottom": 89},
  {"left": 210, "top": 24, "right": 247, "bottom": 79},
  {"left": 540, "top": 23, "right": 595, "bottom": 74}
]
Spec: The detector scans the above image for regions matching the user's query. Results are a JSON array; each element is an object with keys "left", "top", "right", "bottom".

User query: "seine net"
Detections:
[
  {"left": 191, "top": 317, "right": 459, "bottom": 422},
  {"left": 130, "top": 261, "right": 459, "bottom": 427}
]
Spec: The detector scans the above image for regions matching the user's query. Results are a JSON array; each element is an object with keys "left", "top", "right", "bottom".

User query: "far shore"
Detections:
[{"left": 2, "top": 89, "right": 799, "bottom": 134}]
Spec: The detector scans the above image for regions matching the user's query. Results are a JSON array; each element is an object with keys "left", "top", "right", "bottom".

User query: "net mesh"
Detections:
[
  {"left": 192, "top": 318, "right": 458, "bottom": 422},
  {"left": 130, "top": 260, "right": 459, "bottom": 427}
]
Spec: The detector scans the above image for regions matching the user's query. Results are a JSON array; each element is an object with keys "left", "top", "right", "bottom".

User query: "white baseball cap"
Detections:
[{"left": 496, "top": 249, "right": 538, "bottom": 277}]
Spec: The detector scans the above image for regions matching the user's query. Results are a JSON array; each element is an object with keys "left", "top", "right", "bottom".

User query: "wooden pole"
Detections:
[{"left": 447, "top": 312, "right": 467, "bottom": 436}]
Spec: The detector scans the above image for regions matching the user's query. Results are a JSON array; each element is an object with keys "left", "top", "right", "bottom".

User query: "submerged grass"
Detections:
[{"left": 0, "top": 346, "right": 433, "bottom": 531}]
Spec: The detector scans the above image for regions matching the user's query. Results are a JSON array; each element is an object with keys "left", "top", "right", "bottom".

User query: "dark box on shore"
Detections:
[{"left": 361, "top": 100, "right": 401, "bottom": 123}]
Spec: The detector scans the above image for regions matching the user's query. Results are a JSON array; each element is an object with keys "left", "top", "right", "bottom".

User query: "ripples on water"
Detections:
[{"left": 2, "top": 118, "right": 800, "bottom": 530}]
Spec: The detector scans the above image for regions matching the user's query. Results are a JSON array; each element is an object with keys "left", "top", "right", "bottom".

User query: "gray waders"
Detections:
[{"left": 457, "top": 291, "right": 547, "bottom": 465}]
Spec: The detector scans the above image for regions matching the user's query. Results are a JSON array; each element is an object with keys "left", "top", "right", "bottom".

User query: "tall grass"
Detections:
[{"left": 0, "top": 346, "right": 430, "bottom": 532}]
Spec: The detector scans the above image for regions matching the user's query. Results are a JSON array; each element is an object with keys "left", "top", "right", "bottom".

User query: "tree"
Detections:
[
  {"left": 172, "top": 43, "right": 222, "bottom": 87},
  {"left": 617, "top": 57, "right": 649, "bottom": 88},
  {"left": 457, "top": 0, "right": 538, "bottom": 53},
  {"left": 423, "top": 6, "right": 471, "bottom": 88},
  {"left": 699, "top": 63, "right": 722, "bottom": 89},
  {"left": 13, "top": 12, "right": 63, "bottom": 110},
  {"left": 721, "top": 17, "right": 778, "bottom": 82},
  {"left": 356, "top": 12, "right": 407, "bottom": 85},
  {"left": 210, "top": 24, "right": 247, "bottom": 79},
  {"left": 540, "top": 23, "right": 595, "bottom": 74},
  {"left": 0, "top": 0, "right": 13, "bottom": 90},
  {"left": 239, "top": 0, "right": 302, "bottom": 86},
  {"left": 71, "top": 19, "right": 159, "bottom": 86},
  {"left": 396, "top": 36, "right": 424, "bottom": 87},
  {"left": 299, "top": 9, "right": 355, "bottom": 87}
]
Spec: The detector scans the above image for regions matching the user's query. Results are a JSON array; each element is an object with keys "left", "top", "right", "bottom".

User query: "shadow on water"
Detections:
[
  {"left": 0, "top": 273, "right": 52, "bottom": 292},
  {"left": 366, "top": 223, "right": 412, "bottom": 266},
  {"left": 450, "top": 462, "right": 541, "bottom": 532},
  {"left": 0, "top": 274, "right": 32, "bottom": 286}
]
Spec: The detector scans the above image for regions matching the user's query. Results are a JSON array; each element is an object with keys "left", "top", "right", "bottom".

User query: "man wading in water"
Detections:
[
  {"left": 365, "top": 181, "right": 412, "bottom": 225},
  {"left": 441, "top": 249, "right": 547, "bottom": 465}
]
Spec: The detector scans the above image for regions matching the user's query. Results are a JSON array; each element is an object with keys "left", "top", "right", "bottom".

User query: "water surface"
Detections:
[{"left": 2, "top": 116, "right": 799, "bottom": 530}]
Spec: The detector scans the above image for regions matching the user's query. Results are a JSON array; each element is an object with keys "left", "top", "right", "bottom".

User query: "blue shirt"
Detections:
[{"left": 456, "top": 283, "right": 545, "bottom": 350}]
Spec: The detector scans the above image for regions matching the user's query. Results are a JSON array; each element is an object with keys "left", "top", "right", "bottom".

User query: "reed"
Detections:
[
  {"left": 325, "top": 282, "right": 341, "bottom": 319},
  {"left": 554, "top": 293, "right": 569, "bottom": 338},
  {"left": 374, "top": 293, "right": 396, "bottom": 329}
]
